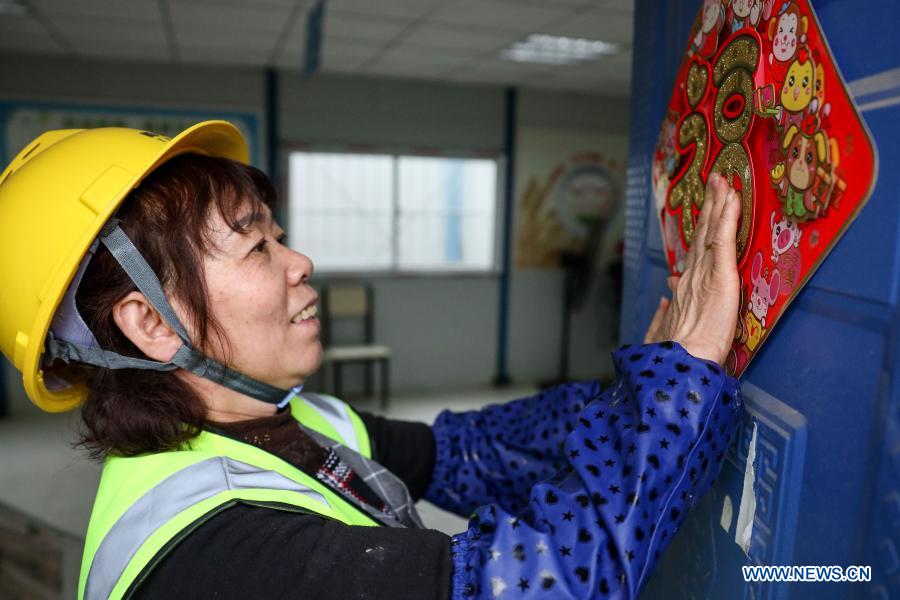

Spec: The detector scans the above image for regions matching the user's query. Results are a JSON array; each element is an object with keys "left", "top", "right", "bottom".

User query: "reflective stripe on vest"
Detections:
[
  {"left": 79, "top": 394, "right": 376, "bottom": 600},
  {"left": 293, "top": 393, "right": 364, "bottom": 454},
  {"left": 84, "top": 456, "right": 329, "bottom": 600}
]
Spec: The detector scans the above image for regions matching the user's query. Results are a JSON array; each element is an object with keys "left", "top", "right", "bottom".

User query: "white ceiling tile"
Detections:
[
  {"left": 278, "top": 9, "right": 308, "bottom": 43},
  {"left": 428, "top": 0, "right": 572, "bottom": 32},
  {"left": 369, "top": 46, "right": 475, "bottom": 72},
  {"left": 273, "top": 9, "right": 310, "bottom": 62},
  {"left": 544, "top": 7, "right": 633, "bottom": 43},
  {"left": 30, "top": 0, "right": 161, "bottom": 21},
  {"left": 386, "top": 41, "right": 486, "bottom": 63},
  {"left": 328, "top": 0, "right": 444, "bottom": 20},
  {"left": 402, "top": 23, "right": 516, "bottom": 52},
  {"left": 3, "top": 0, "right": 635, "bottom": 95},
  {"left": 325, "top": 13, "right": 412, "bottom": 42},
  {"left": 175, "top": 0, "right": 300, "bottom": 7},
  {"left": 276, "top": 11, "right": 387, "bottom": 70},
  {"left": 57, "top": 20, "right": 167, "bottom": 46},
  {"left": 169, "top": 2, "right": 292, "bottom": 32},
  {"left": 278, "top": 36, "right": 382, "bottom": 71}
]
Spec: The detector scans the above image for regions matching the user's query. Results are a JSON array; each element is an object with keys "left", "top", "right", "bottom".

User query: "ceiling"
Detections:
[{"left": 0, "top": 0, "right": 634, "bottom": 95}]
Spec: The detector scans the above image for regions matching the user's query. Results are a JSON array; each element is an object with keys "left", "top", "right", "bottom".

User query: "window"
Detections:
[{"left": 287, "top": 151, "right": 498, "bottom": 273}]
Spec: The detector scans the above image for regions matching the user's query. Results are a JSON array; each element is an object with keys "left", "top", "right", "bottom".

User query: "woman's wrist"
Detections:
[{"left": 670, "top": 334, "right": 728, "bottom": 366}]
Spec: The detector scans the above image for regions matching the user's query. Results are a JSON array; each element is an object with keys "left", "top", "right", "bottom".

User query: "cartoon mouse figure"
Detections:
[
  {"left": 743, "top": 251, "right": 780, "bottom": 351},
  {"left": 770, "top": 209, "right": 801, "bottom": 263}
]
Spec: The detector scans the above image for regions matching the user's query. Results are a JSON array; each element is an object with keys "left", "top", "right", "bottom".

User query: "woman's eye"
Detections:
[
  {"left": 254, "top": 239, "right": 268, "bottom": 252},
  {"left": 277, "top": 234, "right": 288, "bottom": 246}
]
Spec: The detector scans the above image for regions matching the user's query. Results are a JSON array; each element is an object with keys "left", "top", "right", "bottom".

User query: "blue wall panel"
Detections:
[{"left": 623, "top": 0, "right": 900, "bottom": 597}]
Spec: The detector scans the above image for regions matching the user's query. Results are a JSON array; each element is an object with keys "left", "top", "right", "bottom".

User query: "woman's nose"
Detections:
[{"left": 285, "top": 248, "right": 313, "bottom": 285}]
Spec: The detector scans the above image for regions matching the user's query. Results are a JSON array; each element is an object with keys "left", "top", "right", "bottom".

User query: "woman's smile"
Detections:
[{"left": 289, "top": 303, "right": 319, "bottom": 325}]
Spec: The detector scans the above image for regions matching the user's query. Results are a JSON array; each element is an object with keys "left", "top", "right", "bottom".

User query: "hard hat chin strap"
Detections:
[{"left": 46, "top": 219, "right": 301, "bottom": 409}]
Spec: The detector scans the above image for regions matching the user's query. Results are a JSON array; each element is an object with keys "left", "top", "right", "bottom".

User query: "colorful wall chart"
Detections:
[{"left": 651, "top": 0, "right": 877, "bottom": 376}]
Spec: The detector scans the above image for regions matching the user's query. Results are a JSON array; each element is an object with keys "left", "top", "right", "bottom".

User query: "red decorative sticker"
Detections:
[{"left": 652, "top": 0, "right": 877, "bottom": 376}]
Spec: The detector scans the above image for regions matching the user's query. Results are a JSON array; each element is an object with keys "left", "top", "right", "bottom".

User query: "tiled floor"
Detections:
[{"left": 0, "top": 384, "right": 538, "bottom": 542}]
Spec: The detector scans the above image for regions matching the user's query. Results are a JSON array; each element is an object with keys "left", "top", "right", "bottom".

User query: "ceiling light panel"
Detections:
[{"left": 500, "top": 34, "right": 619, "bottom": 65}]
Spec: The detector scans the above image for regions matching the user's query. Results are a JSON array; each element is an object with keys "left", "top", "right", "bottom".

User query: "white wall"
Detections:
[
  {"left": 0, "top": 54, "right": 629, "bottom": 414},
  {"left": 280, "top": 73, "right": 505, "bottom": 153}
]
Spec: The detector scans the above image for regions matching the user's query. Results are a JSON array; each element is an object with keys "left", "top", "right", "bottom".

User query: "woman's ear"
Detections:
[{"left": 112, "top": 291, "right": 182, "bottom": 362}]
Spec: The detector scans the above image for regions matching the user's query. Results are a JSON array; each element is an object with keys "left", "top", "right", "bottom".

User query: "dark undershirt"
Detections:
[
  {"left": 208, "top": 409, "right": 391, "bottom": 514},
  {"left": 133, "top": 410, "right": 452, "bottom": 600}
]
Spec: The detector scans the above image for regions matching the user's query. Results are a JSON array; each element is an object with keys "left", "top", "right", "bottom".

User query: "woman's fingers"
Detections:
[
  {"left": 712, "top": 188, "right": 741, "bottom": 269},
  {"left": 703, "top": 173, "right": 730, "bottom": 254},
  {"left": 687, "top": 174, "right": 720, "bottom": 270},
  {"left": 660, "top": 172, "right": 741, "bottom": 365},
  {"left": 644, "top": 296, "right": 671, "bottom": 343}
]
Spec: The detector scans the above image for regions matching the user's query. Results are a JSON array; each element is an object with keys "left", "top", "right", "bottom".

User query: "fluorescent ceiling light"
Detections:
[
  {"left": 0, "top": 0, "right": 27, "bottom": 16},
  {"left": 500, "top": 34, "right": 619, "bottom": 65}
]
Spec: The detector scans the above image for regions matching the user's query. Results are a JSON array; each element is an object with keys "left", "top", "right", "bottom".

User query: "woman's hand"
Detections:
[{"left": 644, "top": 173, "right": 741, "bottom": 365}]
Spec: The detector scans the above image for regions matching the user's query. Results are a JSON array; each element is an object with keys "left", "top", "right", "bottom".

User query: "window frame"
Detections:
[{"left": 281, "top": 143, "right": 505, "bottom": 278}]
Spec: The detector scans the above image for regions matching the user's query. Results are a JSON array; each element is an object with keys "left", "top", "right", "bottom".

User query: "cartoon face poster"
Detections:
[{"left": 652, "top": 0, "right": 877, "bottom": 376}]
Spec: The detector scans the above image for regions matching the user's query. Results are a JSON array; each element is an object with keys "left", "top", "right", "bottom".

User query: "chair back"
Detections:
[{"left": 321, "top": 283, "right": 374, "bottom": 346}]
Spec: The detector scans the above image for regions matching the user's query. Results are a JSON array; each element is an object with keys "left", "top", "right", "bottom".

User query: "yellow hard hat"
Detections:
[{"left": 0, "top": 121, "right": 249, "bottom": 412}]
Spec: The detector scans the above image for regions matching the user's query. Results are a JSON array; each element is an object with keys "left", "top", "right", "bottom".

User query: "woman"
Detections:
[{"left": 0, "top": 121, "right": 742, "bottom": 599}]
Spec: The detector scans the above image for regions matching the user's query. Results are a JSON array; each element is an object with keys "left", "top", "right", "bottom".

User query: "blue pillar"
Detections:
[
  {"left": 265, "top": 68, "right": 285, "bottom": 227},
  {"left": 494, "top": 87, "right": 517, "bottom": 386}
]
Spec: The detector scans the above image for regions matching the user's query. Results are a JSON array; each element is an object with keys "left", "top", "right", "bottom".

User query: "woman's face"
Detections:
[{"left": 199, "top": 201, "right": 321, "bottom": 390}]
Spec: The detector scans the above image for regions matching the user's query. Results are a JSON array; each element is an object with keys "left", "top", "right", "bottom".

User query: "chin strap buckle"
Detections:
[{"left": 277, "top": 384, "right": 304, "bottom": 410}]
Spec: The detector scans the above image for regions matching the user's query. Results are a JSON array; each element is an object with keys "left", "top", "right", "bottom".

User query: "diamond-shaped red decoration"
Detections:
[{"left": 652, "top": 0, "right": 877, "bottom": 376}]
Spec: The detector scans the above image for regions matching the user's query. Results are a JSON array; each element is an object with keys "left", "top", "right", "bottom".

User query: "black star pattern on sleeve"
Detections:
[{"left": 440, "top": 340, "right": 742, "bottom": 600}]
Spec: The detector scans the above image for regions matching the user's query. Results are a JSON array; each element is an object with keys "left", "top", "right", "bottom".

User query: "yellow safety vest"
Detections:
[{"left": 78, "top": 393, "right": 377, "bottom": 600}]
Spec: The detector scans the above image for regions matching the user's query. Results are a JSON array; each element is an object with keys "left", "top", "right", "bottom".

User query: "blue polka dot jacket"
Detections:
[{"left": 425, "top": 341, "right": 742, "bottom": 599}]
